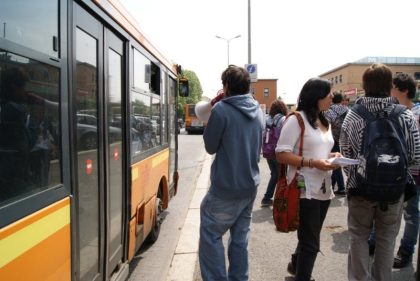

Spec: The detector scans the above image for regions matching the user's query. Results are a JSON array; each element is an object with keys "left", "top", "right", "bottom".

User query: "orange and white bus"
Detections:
[
  {"left": 0, "top": 1, "right": 188, "bottom": 281},
  {"left": 184, "top": 103, "right": 207, "bottom": 134}
]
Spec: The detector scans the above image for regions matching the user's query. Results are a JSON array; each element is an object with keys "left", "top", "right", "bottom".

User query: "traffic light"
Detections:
[{"left": 179, "top": 78, "right": 189, "bottom": 97}]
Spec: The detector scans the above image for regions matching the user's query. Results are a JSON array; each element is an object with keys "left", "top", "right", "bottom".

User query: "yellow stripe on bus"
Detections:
[
  {"left": 152, "top": 150, "right": 168, "bottom": 168},
  {"left": 0, "top": 204, "right": 70, "bottom": 268}
]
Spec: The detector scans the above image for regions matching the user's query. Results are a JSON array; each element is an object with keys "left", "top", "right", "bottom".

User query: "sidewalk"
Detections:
[
  {"left": 166, "top": 153, "right": 212, "bottom": 281},
  {"left": 166, "top": 155, "right": 418, "bottom": 281}
]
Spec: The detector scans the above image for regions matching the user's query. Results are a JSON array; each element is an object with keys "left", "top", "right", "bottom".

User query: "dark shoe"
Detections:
[
  {"left": 287, "top": 261, "right": 296, "bottom": 276},
  {"left": 260, "top": 198, "right": 273, "bottom": 207},
  {"left": 393, "top": 248, "right": 412, "bottom": 269},
  {"left": 335, "top": 190, "right": 346, "bottom": 196},
  {"left": 287, "top": 261, "right": 315, "bottom": 280}
]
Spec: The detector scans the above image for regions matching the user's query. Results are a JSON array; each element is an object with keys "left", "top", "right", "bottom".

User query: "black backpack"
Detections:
[
  {"left": 353, "top": 104, "right": 408, "bottom": 205},
  {"left": 331, "top": 109, "right": 347, "bottom": 143}
]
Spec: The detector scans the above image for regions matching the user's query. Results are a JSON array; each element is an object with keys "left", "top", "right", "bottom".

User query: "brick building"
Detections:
[
  {"left": 319, "top": 57, "right": 420, "bottom": 102},
  {"left": 250, "top": 79, "right": 277, "bottom": 113}
]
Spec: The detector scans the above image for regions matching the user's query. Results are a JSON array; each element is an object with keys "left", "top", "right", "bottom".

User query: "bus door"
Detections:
[{"left": 73, "top": 4, "right": 126, "bottom": 281}]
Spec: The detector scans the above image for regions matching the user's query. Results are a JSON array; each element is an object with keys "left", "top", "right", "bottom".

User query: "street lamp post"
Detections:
[{"left": 215, "top": 34, "right": 241, "bottom": 66}]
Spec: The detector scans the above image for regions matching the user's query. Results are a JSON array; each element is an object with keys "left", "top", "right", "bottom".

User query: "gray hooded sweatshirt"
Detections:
[{"left": 203, "top": 94, "right": 264, "bottom": 200}]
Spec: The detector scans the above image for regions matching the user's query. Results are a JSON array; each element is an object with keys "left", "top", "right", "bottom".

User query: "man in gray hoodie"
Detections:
[{"left": 199, "top": 65, "right": 264, "bottom": 281}]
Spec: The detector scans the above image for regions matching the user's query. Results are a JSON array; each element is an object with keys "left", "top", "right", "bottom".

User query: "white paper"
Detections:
[{"left": 328, "top": 157, "right": 360, "bottom": 166}]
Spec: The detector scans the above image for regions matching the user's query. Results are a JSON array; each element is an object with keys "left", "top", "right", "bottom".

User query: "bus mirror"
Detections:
[{"left": 179, "top": 78, "right": 189, "bottom": 97}]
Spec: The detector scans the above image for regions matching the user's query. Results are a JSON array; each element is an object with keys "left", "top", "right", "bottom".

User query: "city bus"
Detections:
[
  {"left": 0, "top": 1, "right": 188, "bottom": 281},
  {"left": 184, "top": 103, "right": 207, "bottom": 134}
]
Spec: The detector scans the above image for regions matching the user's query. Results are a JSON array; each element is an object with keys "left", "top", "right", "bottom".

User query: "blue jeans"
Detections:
[
  {"left": 263, "top": 158, "right": 279, "bottom": 201},
  {"left": 399, "top": 188, "right": 420, "bottom": 254},
  {"left": 199, "top": 191, "right": 255, "bottom": 281}
]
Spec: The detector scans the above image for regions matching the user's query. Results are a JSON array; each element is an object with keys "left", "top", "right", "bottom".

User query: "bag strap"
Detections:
[
  {"left": 389, "top": 104, "right": 406, "bottom": 120},
  {"left": 279, "top": 111, "right": 305, "bottom": 176}
]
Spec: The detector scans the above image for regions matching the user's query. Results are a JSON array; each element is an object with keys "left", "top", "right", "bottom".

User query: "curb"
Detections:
[{"left": 166, "top": 153, "right": 212, "bottom": 281}]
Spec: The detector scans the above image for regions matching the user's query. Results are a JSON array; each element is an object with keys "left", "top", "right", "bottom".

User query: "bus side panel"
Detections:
[
  {"left": 130, "top": 149, "right": 170, "bottom": 219},
  {"left": 129, "top": 149, "right": 170, "bottom": 253},
  {"left": 0, "top": 198, "right": 71, "bottom": 281}
]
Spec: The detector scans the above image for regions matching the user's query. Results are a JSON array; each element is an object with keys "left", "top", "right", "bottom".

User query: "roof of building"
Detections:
[{"left": 319, "top": 57, "right": 420, "bottom": 76}]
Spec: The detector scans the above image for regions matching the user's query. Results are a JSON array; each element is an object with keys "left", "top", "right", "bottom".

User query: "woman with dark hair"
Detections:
[
  {"left": 261, "top": 99, "right": 288, "bottom": 206},
  {"left": 276, "top": 78, "right": 339, "bottom": 281}
]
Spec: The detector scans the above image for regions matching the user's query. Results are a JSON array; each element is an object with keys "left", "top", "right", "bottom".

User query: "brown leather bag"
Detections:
[{"left": 273, "top": 112, "right": 305, "bottom": 233}]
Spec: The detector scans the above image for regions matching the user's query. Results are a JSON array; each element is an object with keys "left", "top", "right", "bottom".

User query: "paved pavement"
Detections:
[{"left": 167, "top": 154, "right": 418, "bottom": 281}]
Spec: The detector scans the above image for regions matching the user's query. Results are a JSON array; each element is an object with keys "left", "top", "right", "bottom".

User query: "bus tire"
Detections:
[{"left": 146, "top": 197, "right": 162, "bottom": 243}]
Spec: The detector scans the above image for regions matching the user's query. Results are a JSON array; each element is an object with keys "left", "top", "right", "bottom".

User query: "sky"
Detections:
[{"left": 119, "top": 0, "right": 420, "bottom": 103}]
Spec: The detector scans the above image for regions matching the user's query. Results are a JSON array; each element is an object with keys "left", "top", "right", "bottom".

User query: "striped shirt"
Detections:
[
  {"left": 410, "top": 104, "right": 420, "bottom": 177},
  {"left": 340, "top": 96, "right": 420, "bottom": 194},
  {"left": 324, "top": 103, "right": 348, "bottom": 124}
]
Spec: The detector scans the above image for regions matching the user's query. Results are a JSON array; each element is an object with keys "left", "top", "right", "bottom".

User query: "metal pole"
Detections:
[
  {"left": 248, "top": 0, "right": 251, "bottom": 64},
  {"left": 216, "top": 35, "right": 241, "bottom": 67},
  {"left": 227, "top": 41, "right": 230, "bottom": 65}
]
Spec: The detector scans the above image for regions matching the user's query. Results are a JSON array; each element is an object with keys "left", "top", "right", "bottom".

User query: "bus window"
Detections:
[
  {"left": 179, "top": 78, "right": 189, "bottom": 97},
  {"left": 0, "top": 0, "right": 59, "bottom": 57},
  {"left": 133, "top": 48, "right": 150, "bottom": 93},
  {"left": 0, "top": 52, "right": 61, "bottom": 206}
]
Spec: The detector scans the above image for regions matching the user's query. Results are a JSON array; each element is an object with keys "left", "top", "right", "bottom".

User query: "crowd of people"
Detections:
[{"left": 197, "top": 64, "right": 420, "bottom": 281}]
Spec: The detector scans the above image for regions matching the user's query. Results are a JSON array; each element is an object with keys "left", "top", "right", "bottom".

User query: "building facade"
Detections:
[
  {"left": 251, "top": 79, "right": 278, "bottom": 113},
  {"left": 319, "top": 57, "right": 420, "bottom": 102}
]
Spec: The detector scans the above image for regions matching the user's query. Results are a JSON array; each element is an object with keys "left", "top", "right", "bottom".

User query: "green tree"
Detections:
[{"left": 178, "top": 69, "right": 203, "bottom": 119}]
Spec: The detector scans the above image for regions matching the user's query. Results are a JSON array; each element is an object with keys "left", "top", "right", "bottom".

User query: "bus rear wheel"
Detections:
[{"left": 146, "top": 197, "right": 163, "bottom": 243}]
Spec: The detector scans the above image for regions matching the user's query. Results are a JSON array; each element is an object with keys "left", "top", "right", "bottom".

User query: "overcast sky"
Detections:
[{"left": 119, "top": 0, "right": 420, "bottom": 103}]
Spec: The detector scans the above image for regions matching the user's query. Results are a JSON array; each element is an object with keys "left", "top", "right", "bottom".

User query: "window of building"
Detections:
[
  {"left": 339, "top": 74, "right": 342, "bottom": 83},
  {"left": 414, "top": 72, "right": 420, "bottom": 80},
  {"left": 264, "top": 88, "right": 269, "bottom": 97}
]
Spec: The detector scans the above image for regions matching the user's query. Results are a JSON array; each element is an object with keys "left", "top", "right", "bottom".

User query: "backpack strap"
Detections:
[{"left": 389, "top": 104, "right": 406, "bottom": 120}]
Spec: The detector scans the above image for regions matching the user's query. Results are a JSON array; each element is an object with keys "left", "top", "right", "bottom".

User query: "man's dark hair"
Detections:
[
  {"left": 221, "top": 65, "right": 250, "bottom": 96},
  {"left": 332, "top": 92, "right": 344, "bottom": 104},
  {"left": 362, "top": 63, "right": 393, "bottom": 97},
  {"left": 393, "top": 73, "right": 417, "bottom": 99}
]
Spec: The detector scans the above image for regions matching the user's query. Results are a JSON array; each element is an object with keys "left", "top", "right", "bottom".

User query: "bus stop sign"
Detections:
[{"left": 245, "top": 64, "right": 258, "bottom": 82}]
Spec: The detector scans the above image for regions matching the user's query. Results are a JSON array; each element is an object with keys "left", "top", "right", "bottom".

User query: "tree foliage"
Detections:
[{"left": 178, "top": 69, "right": 203, "bottom": 119}]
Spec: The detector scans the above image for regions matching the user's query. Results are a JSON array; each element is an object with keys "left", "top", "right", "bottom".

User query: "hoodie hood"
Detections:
[
  {"left": 222, "top": 94, "right": 261, "bottom": 120},
  {"left": 355, "top": 96, "right": 399, "bottom": 114}
]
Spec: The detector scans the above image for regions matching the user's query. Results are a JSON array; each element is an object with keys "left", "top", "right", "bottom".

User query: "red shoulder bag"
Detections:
[{"left": 273, "top": 111, "right": 305, "bottom": 233}]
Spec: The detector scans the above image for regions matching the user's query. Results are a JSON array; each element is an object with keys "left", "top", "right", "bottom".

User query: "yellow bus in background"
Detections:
[
  {"left": 0, "top": 1, "right": 188, "bottom": 281},
  {"left": 184, "top": 104, "right": 207, "bottom": 134}
]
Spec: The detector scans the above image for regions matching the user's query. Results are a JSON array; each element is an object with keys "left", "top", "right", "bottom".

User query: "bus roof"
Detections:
[{"left": 94, "top": 0, "right": 178, "bottom": 75}]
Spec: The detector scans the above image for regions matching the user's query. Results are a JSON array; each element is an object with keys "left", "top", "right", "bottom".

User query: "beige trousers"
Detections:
[{"left": 347, "top": 195, "right": 404, "bottom": 281}]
